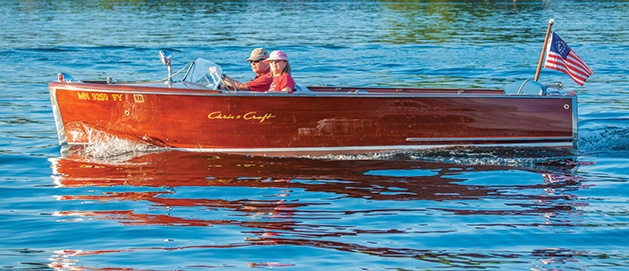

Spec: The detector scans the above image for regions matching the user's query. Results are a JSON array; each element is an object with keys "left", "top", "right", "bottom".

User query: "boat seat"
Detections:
[
  {"left": 294, "top": 84, "right": 312, "bottom": 92},
  {"left": 504, "top": 79, "right": 547, "bottom": 95}
]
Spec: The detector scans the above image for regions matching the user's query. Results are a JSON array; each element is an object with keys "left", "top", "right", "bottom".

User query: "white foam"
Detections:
[
  {"left": 579, "top": 127, "right": 629, "bottom": 153},
  {"left": 75, "top": 124, "right": 165, "bottom": 160}
]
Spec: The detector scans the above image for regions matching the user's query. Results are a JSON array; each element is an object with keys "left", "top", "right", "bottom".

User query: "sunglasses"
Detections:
[
  {"left": 250, "top": 60, "right": 262, "bottom": 63},
  {"left": 268, "top": 60, "right": 284, "bottom": 64}
]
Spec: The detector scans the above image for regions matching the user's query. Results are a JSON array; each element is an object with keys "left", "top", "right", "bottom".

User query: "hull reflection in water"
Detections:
[
  {"left": 48, "top": 147, "right": 588, "bottom": 270},
  {"left": 50, "top": 147, "right": 578, "bottom": 200}
]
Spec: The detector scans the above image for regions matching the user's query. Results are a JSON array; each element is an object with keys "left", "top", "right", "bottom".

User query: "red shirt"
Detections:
[
  {"left": 246, "top": 70, "right": 273, "bottom": 92},
  {"left": 268, "top": 74, "right": 295, "bottom": 92}
]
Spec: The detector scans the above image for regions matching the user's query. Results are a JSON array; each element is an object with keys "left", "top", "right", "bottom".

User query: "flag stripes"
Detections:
[{"left": 543, "top": 32, "right": 593, "bottom": 86}]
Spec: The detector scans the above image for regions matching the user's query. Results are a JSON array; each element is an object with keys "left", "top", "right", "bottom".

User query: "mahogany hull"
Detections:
[{"left": 48, "top": 82, "right": 577, "bottom": 156}]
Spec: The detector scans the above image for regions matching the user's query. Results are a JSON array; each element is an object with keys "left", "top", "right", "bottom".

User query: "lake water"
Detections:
[{"left": 2, "top": 0, "right": 629, "bottom": 270}]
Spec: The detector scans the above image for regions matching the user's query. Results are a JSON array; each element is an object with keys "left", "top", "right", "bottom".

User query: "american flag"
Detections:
[{"left": 543, "top": 32, "right": 593, "bottom": 86}]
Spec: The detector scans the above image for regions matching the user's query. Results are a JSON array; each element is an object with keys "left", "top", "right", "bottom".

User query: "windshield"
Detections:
[{"left": 182, "top": 58, "right": 223, "bottom": 89}]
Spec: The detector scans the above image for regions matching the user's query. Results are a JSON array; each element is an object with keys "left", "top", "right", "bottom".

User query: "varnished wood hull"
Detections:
[{"left": 48, "top": 82, "right": 577, "bottom": 156}]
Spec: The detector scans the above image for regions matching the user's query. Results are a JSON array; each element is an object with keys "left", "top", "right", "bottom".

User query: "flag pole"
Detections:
[{"left": 534, "top": 19, "right": 554, "bottom": 82}]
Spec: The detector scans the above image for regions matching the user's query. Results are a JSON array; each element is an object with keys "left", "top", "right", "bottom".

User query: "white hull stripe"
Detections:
[{"left": 173, "top": 142, "right": 573, "bottom": 153}]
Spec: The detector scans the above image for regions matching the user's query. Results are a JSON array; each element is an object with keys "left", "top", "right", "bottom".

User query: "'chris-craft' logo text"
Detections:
[{"left": 208, "top": 111, "right": 276, "bottom": 123}]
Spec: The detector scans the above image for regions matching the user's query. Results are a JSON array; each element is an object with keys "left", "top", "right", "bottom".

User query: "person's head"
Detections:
[
  {"left": 265, "top": 50, "right": 291, "bottom": 76},
  {"left": 246, "top": 48, "right": 270, "bottom": 74}
]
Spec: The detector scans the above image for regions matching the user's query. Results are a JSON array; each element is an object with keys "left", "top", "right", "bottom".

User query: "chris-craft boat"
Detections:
[{"left": 48, "top": 52, "right": 577, "bottom": 156}]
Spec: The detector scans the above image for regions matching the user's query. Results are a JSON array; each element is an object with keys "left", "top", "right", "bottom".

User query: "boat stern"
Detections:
[{"left": 569, "top": 90, "right": 579, "bottom": 149}]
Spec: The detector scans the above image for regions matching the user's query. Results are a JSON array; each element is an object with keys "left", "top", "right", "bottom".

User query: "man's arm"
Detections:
[{"left": 221, "top": 75, "right": 250, "bottom": 91}]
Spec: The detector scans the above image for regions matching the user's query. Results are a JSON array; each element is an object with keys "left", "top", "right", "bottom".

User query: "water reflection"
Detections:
[
  {"left": 50, "top": 147, "right": 580, "bottom": 202},
  {"left": 45, "top": 147, "right": 593, "bottom": 269}
]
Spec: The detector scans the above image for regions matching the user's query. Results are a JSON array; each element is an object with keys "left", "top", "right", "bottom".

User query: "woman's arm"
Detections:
[{"left": 281, "top": 74, "right": 295, "bottom": 92}]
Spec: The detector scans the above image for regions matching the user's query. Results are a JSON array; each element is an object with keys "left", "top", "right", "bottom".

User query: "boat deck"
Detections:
[
  {"left": 306, "top": 86, "right": 504, "bottom": 95},
  {"left": 57, "top": 81, "right": 506, "bottom": 96}
]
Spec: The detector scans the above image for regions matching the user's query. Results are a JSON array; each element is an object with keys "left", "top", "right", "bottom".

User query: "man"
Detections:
[{"left": 222, "top": 48, "right": 273, "bottom": 91}]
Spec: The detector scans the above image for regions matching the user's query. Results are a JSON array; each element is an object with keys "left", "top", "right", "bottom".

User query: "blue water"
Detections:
[{"left": 2, "top": 0, "right": 629, "bottom": 270}]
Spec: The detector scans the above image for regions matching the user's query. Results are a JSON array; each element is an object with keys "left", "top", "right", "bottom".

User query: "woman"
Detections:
[{"left": 264, "top": 50, "right": 295, "bottom": 92}]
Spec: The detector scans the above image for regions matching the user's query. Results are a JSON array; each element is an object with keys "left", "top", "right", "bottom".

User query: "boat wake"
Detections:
[
  {"left": 79, "top": 137, "right": 164, "bottom": 159},
  {"left": 313, "top": 146, "right": 580, "bottom": 173},
  {"left": 579, "top": 126, "right": 629, "bottom": 154},
  {"left": 64, "top": 126, "right": 165, "bottom": 161}
]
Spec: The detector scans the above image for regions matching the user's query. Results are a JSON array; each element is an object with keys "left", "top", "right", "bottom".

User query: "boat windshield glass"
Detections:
[{"left": 182, "top": 58, "right": 223, "bottom": 88}]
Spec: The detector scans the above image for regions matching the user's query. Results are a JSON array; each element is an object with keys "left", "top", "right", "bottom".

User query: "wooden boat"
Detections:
[{"left": 48, "top": 54, "right": 577, "bottom": 156}]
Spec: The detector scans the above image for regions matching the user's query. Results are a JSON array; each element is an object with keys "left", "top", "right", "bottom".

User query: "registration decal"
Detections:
[{"left": 134, "top": 94, "right": 145, "bottom": 103}]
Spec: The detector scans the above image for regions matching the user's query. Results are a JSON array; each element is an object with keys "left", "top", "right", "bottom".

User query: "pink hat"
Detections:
[{"left": 264, "top": 50, "right": 288, "bottom": 62}]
